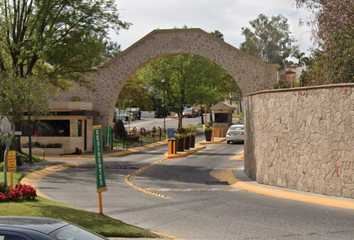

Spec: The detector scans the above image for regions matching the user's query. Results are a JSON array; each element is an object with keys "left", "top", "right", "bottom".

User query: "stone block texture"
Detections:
[{"left": 244, "top": 84, "right": 354, "bottom": 199}]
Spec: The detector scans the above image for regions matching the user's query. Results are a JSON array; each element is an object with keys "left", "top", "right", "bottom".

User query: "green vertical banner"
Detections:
[
  {"left": 93, "top": 125, "right": 107, "bottom": 193},
  {"left": 105, "top": 125, "right": 112, "bottom": 150}
]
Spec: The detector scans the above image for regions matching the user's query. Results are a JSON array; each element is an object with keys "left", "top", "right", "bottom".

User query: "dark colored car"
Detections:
[{"left": 0, "top": 216, "right": 109, "bottom": 240}]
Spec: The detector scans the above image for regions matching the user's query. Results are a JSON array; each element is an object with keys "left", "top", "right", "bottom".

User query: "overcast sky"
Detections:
[{"left": 112, "top": 0, "right": 312, "bottom": 59}]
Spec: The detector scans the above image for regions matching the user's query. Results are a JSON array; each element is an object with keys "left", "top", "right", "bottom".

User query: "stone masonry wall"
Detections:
[
  {"left": 51, "top": 28, "right": 278, "bottom": 136},
  {"left": 244, "top": 84, "right": 354, "bottom": 199}
]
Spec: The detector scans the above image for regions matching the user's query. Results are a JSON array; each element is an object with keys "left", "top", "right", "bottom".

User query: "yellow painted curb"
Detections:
[
  {"left": 210, "top": 169, "right": 354, "bottom": 210},
  {"left": 198, "top": 138, "right": 226, "bottom": 145},
  {"left": 150, "top": 230, "right": 187, "bottom": 240},
  {"left": 164, "top": 146, "right": 206, "bottom": 159},
  {"left": 230, "top": 150, "right": 244, "bottom": 160},
  {"left": 125, "top": 142, "right": 208, "bottom": 199}
]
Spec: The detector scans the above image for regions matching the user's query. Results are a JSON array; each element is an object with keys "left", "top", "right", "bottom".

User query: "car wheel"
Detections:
[{"left": 227, "top": 141, "right": 230, "bottom": 144}]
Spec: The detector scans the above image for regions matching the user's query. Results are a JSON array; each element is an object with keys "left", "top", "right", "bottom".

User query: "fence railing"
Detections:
[{"left": 113, "top": 128, "right": 166, "bottom": 150}]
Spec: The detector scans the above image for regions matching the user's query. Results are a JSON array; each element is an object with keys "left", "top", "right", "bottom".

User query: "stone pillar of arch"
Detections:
[{"left": 51, "top": 28, "right": 279, "bottom": 136}]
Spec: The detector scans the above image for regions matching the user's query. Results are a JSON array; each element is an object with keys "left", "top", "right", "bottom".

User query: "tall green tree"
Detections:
[
  {"left": 116, "top": 73, "right": 154, "bottom": 111},
  {"left": 0, "top": 0, "right": 131, "bottom": 88},
  {"left": 138, "top": 54, "right": 240, "bottom": 128},
  {"left": 0, "top": 0, "right": 130, "bottom": 187},
  {"left": 240, "top": 14, "right": 298, "bottom": 66},
  {"left": 0, "top": 73, "right": 55, "bottom": 187},
  {"left": 296, "top": 0, "right": 354, "bottom": 84}
]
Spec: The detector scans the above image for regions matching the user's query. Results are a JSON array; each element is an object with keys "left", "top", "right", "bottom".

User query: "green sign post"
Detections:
[
  {"left": 93, "top": 125, "right": 107, "bottom": 214},
  {"left": 105, "top": 125, "right": 112, "bottom": 151}
]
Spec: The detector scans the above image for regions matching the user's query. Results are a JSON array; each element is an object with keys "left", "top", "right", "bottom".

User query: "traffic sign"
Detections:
[
  {"left": 7, "top": 151, "right": 16, "bottom": 173},
  {"left": 167, "top": 128, "right": 175, "bottom": 138}
]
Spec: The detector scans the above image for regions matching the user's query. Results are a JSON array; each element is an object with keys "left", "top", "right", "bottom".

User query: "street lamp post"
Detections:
[{"left": 161, "top": 79, "right": 166, "bottom": 131}]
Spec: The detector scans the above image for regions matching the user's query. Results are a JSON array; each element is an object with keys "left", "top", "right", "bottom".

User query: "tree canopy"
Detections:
[
  {"left": 240, "top": 14, "right": 298, "bottom": 67},
  {"left": 296, "top": 0, "right": 354, "bottom": 84},
  {"left": 0, "top": 0, "right": 131, "bottom": 89},
  {"left": 0, "top": 0, "right": 130, "bottom": 187},
  {"left": 0, "top": 72, "right": 55, "bottom": 186},
  {"left": 137, "top": 53, "right": 240, "bottom": 127},
  {"left": 210, "top": 30, "right": 224, "bottom": 41},
  {"left": 116, "top": 73, "right": 154, "bottom": 111}
]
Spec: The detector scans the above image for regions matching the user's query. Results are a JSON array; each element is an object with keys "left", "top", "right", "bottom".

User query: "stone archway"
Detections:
[{"left": 53, "top": 28, "right": 279, "bottom": 133}]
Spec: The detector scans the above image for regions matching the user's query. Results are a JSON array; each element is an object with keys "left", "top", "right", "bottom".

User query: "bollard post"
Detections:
[
  {"left": 168, "top": 139, "right": 172, "bottom": 156},
  {"left": 172, "top": 139, "right": 176, "bottom": 154}
]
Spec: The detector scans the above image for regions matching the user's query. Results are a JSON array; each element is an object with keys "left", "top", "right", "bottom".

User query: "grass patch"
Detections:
[
  {"left": 0, "top": 198, "right": 159, "bottom": 238},
  {"left": 0, "top": 168, "right": 159, "bottom": 238},
  {"left": 0, "top": 172, "right": 23, "bottom": 187},
  {"left": 232, "top": 111, "right": 244, "bottom": 119},
  {"left": 0, "top": 172, "right": 23, "bottom": 185}
]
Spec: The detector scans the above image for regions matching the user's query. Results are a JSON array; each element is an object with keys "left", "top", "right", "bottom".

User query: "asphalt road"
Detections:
[{"left": 29, "top": 117, "right": 354, "bottom": 240}]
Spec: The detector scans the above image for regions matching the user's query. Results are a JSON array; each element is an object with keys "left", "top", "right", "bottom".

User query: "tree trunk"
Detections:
[{"left": 3, "top": 145, "right": 9, "bottom": 187}]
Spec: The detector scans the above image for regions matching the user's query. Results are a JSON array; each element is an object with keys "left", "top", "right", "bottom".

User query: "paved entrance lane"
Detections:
[
  {"left": 37, "top": 138, "right": 354, "bottom": 240},
  {"left": 131, "top": 142, "right": 244, "bottom": 193}
]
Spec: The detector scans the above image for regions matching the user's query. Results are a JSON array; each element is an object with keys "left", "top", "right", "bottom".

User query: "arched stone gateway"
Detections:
[{"left": 52, "top": 28, "right": 278, "bottom": 132}]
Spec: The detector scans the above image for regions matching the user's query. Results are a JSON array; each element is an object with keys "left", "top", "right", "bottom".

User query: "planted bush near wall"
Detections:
[{"left": 21, "top": 142, "right": 62, "bottom": 148}]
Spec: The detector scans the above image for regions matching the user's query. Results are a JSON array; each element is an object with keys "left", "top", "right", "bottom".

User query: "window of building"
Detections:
[
  {"left": 21, "top": 120, "right": 70, "bottom": 137},
  {"left": 214, "top": 113, "right": 229, "bottom": 123}
]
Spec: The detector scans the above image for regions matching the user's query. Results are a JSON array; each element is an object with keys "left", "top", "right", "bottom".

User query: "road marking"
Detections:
[{"left": 143, "top": 188, "right": 241, "bottom": 192}]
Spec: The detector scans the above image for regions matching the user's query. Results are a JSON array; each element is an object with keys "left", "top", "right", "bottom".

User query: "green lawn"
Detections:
[
  {"left": 0, "top": 173, "right": 160, "bottom": 238},
  {"left": 232, "top": 111, "right": 244, "bottom": 119},
  {"left": 0, "top": 172, "right": 23, "bottom": 185}
]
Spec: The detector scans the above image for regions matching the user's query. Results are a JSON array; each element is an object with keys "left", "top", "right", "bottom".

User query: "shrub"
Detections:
[
  {"left": 7, "top": 188, "right": 21, "bottom": 201},
  {"left": 113, "top": 119, "right": 127, "bottom": 140},
  {"left": 15, "top": 184, "right": 37, "bottom": 200},
  {"left": 174, "top": 128, "right": 187, "bottom": 139},
  {"left": 205, "top": 121, "right": 214, "bottom": 131},
  {"left": 0, "top": 182, "right": 9, "bottom": 195},
  {"left": 0, "top": 183, "right": 36, "bottom": 202},
  {"left": 22, "top": 142, "right": 62, "bottom": 148},
  {"left": 0, "top": 193, "right": 6, "bottom": 202}
]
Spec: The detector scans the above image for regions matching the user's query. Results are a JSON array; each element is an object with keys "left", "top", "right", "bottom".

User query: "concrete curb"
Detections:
[
  {"left": 210, "top": 150, "right": 354, "bottom": 211},
  {"left": 198, "top": 137, "right": 226, "bottom": 145},
  {"left": 163, "top": 145, "right": 206, "bottom": 159}
]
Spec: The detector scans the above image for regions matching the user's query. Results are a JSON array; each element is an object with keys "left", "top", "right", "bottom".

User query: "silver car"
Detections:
[
  {"left": 0, "top": 216, "right": 109, "bottom": 240},
  {"left": 226, "top": 124, "right": 245, "bottom": 144}
]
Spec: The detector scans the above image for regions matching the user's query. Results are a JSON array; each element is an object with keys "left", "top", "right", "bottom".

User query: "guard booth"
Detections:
[{"left": 210, "top": 102, "right": 236, "bottom": 137}]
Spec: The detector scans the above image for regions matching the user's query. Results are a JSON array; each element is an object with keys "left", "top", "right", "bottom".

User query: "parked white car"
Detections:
[{"left": 226, "top": 124, "right": 245, "bottom": 144}]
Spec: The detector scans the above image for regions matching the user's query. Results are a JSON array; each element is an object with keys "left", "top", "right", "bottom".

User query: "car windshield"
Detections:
[
  {"left": 185, "top": 109, "right": 192, "bottom": 112},
  {"left": 49, "top": 224, "right": 108, "bottom": 240},
  {"left": 229, "top": 126, "right": 244, "bottom": 131}
]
